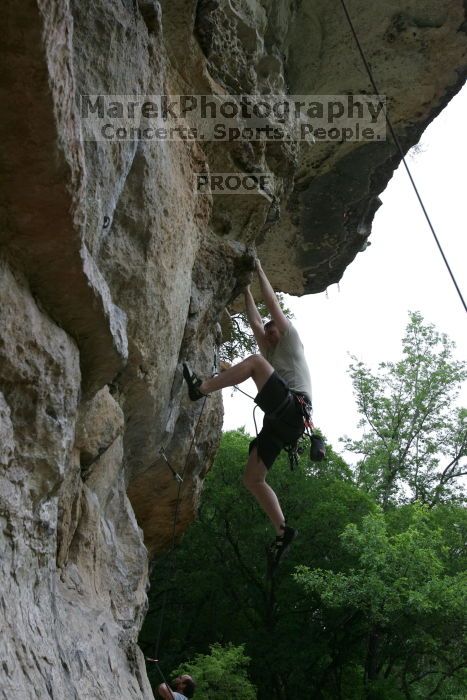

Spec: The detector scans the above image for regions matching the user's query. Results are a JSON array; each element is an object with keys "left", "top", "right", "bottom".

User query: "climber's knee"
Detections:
[
  {"left": 243, "top": 448, "right": 267, "bottom": 493},
  {"left": 246, "top": 355, "right": 274, "bottom": 390}
]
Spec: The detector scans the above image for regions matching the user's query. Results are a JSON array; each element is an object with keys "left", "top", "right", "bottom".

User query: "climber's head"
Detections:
[
  {"left": 171, "top": 674, "right": 196, "bottom": 698},
  {"left": 264, "top": 319, "right": 280, "bottom": 347}
]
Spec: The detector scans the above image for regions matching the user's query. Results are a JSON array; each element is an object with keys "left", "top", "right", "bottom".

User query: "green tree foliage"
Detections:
[
  {"left": 140, "top": 428, "right": 466, "bottom": 699},
  {"left": 344, "top": 312, "right": 467, "bottom": 508},
  {"left": 140, "top": 430, "right": 376, "bottom": 699},
  {"left": 220, "top": 295, "right": 293, "bottom": 363},
  {"left": 140, "top": 315, "right": 467, "bottom": 699},
  {"left": 295, "top": 504, "right": 467, "bottom": 698},
  {"left": 173, "top": 643, "right": 256, "bottom": 699}
]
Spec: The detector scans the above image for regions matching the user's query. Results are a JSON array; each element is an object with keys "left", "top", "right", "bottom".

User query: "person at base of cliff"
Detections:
[
  {"left": 183, "top": 258, "right": 313, "bottom": 567},
  {"left": 158, "top": 674, "right": 196, "bottom": 700}
]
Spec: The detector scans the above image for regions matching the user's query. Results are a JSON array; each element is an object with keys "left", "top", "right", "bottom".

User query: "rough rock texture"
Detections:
[{"left": 0, "top": 0, "right": 466, "bottom": 698}]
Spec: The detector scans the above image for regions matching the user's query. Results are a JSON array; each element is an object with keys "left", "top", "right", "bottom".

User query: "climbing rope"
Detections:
[
  {"left": 339, "top": 0, "right": 467, "bottom": 315},
  {"left": 146, "top": 359, "right": 212, "bottom": 686},
  {"left": 145, "top": 657, "right": 176, "bottom": 700},
  {"left": 153, "top": 395, "right": 208, "bottom": 656},
  {"left": 232, "top": 384, "right": 260, "bottom": 435},
  {"left": 232, "top": 384, "right": 255, "bottom": 401}
]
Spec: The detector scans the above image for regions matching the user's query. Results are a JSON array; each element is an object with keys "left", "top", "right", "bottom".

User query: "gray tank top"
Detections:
[{"left": 263, "top": 323, "right": 312, "bottom": 401}]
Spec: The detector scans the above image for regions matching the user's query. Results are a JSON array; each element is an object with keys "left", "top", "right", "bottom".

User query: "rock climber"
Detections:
[
  {"left": 158, "top": 673, "right": 196, "bottom": 700},
  {"left": 183, "top": 258, "right": 313, "bottom": 567}
]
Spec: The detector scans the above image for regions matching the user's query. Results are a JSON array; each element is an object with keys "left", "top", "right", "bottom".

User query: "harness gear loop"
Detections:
[
  {"left": 293, "top": 392, "right": 313, "bottom": 430},
  {"left": 280, "top": 392, "right": 327, "bottom": 468},
  {"left": 284, "top": 443, "right": 300, "bottom": 471}
]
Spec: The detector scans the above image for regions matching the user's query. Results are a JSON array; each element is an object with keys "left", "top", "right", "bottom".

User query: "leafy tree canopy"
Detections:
[
  {"left": 173, "top": 643, "right": 256, "bottom": 700},
  {"left": 295, "top": 503, "right": 467, "bottom": 698},
  {"left": 140, "top": 314, "right": 467, "bottom": 699},
  {"left": 343, "top": 311, "right": 466, "bottom": 508}
]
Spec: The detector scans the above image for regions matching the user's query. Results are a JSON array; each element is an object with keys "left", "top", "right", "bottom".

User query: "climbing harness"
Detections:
[
  {"left": 283, "top": 441, "right": 302, "bottom": 471},
  {"left": 285, "top": 392, "right": 326, "bottom": 469},
  {"left": 234, "top": 382, "right": 326, "bottom": 469},
  {"left": 231, "top": 384, "right": 261, "bottom": 435},
  {"left": 339, "top": 0, "right": 467, "bottom": 316}
]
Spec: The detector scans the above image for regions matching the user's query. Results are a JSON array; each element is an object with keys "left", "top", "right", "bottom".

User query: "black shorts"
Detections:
[{"left": 248, "top": 372, "right": 306, "bottom": 469}]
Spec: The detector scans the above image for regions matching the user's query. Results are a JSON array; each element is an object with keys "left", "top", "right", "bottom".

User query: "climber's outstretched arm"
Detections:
[
  {"left": 244, "top": 286, "right": 267, "bottom": 354},
  {"left": 255, "top": 259, "right": 289, "bottom": 333}
]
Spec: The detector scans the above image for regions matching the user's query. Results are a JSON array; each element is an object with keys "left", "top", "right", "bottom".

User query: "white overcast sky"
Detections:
[{"left": 223, "top": 84, "right": 467, "bottom": 454}]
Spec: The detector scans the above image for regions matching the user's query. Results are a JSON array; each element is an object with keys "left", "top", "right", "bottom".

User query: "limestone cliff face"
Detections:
[{"left": 0, "top": 1, "right": 465, "bottom": 698}]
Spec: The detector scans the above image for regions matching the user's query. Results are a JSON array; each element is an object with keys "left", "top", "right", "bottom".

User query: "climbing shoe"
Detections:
[
  {"left": 268, "top": 525, "right": 298, "bottom": 570},
  {"left": 182, "top": 363, "right": 206, "bottom": 401}
]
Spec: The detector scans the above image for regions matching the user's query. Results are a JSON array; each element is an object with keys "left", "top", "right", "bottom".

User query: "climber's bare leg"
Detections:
[
  {"left": 200, "top": 355, "right": 273, "bottom": 395},
  {"left": 243, "top": 447, "right": 285, "bottom": 535}
]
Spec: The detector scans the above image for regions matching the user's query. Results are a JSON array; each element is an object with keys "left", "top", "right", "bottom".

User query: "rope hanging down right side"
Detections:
[{"left": 339, "top": 0, "right": 467, "bottom": 316}]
